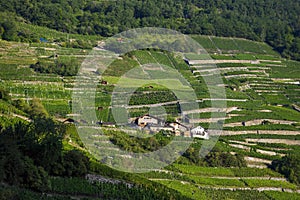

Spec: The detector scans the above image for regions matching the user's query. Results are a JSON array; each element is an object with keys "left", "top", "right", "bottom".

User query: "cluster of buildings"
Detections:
[
  {"left": 133, "top": 114, "right": 209, "bottom": 140},
  {"left": 64, "top": 114, "right": 209, "bottom": 140}
]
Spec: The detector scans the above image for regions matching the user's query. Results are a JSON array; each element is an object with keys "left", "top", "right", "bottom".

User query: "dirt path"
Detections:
[
  {"left": 224, "top": 119, "right": 296, "bottom": 127},
  {"left": 86, "top": 174, "right": 133, "bottom": 188},
  {"left": 210, "top": 176, "right": 286, "bottom": 181},
  {"left": 12, "top": 80, "right": 63, "bottom": 85},
  {"left": 209, "top": 130, "right": 300, "bottom": 136},
  {"left": 123, "top": 100, "right": 179, "bottom": 109},
  {"left": 256, "top": 149, "right": 285, "bottom": 157},
  {"left": 228, "top": 140, "right": 285, "bottom": 156},
  {"left": 182, "top": 107, "right": 238, "bottom": 115},
  {"left": 244, "top": 156, "right": 272, "bottom": 165},
  {"left": 188, "top": 59, "right": 257, "bottom": 65},
  {"left": 188, "top": 117, "right": 228, "bottom": 123},
  {"left": 193, "top": 67, "right": 249, "bottom": 72},
  {"left": 246, "top": 139, "right": 300, "bottom": 146},
  {"left": 12, "top": 97, "right": 69, "bottom": 101},
  {"left": 225, "top": 74, "right": 264, "bottom": 79},
  {"left": 199, "top": 185, "right": 298, "bottom": 193},
  {"left": 201, "top": 98, "right": 247, "bottom": 102},
  {"left": 229, "top": 143, "right": 251, "bottom": 151},
  {"left": 12, "top": 113, "right": 31, "bottom": 122},
  {"left": 229, "top": 140, "right": 257, "bottom": 146},
  {"left": 115, "top": 99, "right": 237, "bottom": 109},
  {"left": 150, "top": 178, "right": 299, "bottom": 193},
  {"left": 150, "top": 170, "right": 286, "bottom": 180},
  {"left": 0, "top": 113, "right": 32, "bottom": 122}
]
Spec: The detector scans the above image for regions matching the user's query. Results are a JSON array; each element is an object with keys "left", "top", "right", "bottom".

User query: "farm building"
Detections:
[
  {"left": 167, "top": 122, "right": 189, "bottom": 132},
  {"left": 135, "top": 114, "right": 164, "bottom": 127},
  {"left": 133, "top": 115, "right": 209, "bottom": 139},
  {"left": 191, "top": 126, "right": 209, "bottom": 139}
]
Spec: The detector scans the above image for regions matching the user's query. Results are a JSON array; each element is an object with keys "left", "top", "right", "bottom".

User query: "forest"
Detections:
[{"left": 0, "top": 0, "right": 300, "bottom": 60}]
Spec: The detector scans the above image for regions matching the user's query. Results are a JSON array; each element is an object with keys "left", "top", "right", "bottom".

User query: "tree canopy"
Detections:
[
  {"left": 0, "top": 0, "right": 300, "bottom": 59},
  {"left": 271, "top": 150, "right": 300, "bottom": 185}
]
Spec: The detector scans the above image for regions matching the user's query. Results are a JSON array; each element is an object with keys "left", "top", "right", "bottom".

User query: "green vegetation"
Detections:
[
  {"left": 172, "top": 164, "right": 282, "bottom": 178},
  {"left": 271, "top": 151, "right": 300, "bottom": 185},
  {"left": 156, "top": 180, "right": 271, "bottom": 200},
  {"left": 129, "top": 91, "right": 177, "bottom": 106},
  {"left": 188, "top": 175, "right": 245, "bottom": 187},
  {"left": 106, "top": 129, "right": 174, "bottom": 153},
  {"left": 270, "top": 60, "right": 300, "bottom": 78},
  {"left": 179, "top": 143, "right": 247, "bottom": 167},
  {"left": 243, "top": 179, "right": 297, "bottom": 190},
  {"left": 230, "top": 168, "right": 282, "bottom": 178},
  {"left": 264, "top": 191, "right": 300, "bottom": 200},
  {"left": 1, "top": 0, "right": 300, "bottom": 60},
  {"left": 173, "top": 164, "right": 234, "bottom": 177},
  {"left": 30, "top": 57, "right": 80, "bottom": 76},
  {"left": 0, "top": 115, "right": 91, "bottom": 190},
  {"left": 0, "top": 8, "right": 299, "bottom": 198},
  {"left": 49, "top": 177, "right": 188, "bottom": 200}
]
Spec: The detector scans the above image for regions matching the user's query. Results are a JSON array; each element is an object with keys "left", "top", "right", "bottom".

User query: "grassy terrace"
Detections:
[
  {"left": 1, "top": 31, "right": 300, "bottom": 199},
  {"left": 144, "top": 162, "right": 299, "bottom": 199},
  {"left": 171, "top": 164, "right": 282, "bottom": 177},
  {"left": 17, "top": 22, "right": 102, "bottom": 42},
  {"left": 0, "top": 35, "right": 298, "bottom": 130},
  {"left": 191, "top": 35, "right": 279, "bottom": 55},
  {"left": 154, "top": 179, "right": 299, "bottom": 200},
  {"left": 1, "top": 32, "right": 299, "bottom": 121}
]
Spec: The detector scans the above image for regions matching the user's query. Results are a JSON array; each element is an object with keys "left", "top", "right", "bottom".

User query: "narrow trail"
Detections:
[
  {"left": 224, "top": 119, "right": 296, "bottom": 127},
  {"left": 182, "top": 107, "right": 238, "bottom": 115},
  {"left": 12, "top": 113, "right": 31, "bottom": 122},
  {"left": 0, "top": 113, "right": 31, "bottom": 122},
  {"left": 209, "top": 130, "right": 300, "bottom": 136},
  {"left": 149, "top": 170, "right": 286, "bottom": 181},
  {"left": 150, "top": 178, "right": 300, "bottom": 193},
  {"left": 246, "top": 139, "right": 300, "bottom": 145}
]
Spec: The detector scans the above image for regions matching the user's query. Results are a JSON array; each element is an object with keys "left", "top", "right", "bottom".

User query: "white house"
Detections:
[{"left": 191, "top": 126, "right": 209, "bottom": 140}]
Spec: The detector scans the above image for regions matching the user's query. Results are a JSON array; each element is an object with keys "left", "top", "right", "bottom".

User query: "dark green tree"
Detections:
[{"left": 271, "top": 151, "right": 300, "bottom": 185}]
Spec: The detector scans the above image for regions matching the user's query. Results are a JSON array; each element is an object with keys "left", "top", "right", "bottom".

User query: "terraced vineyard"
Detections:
[
  {"left": 142, "top": 164, "right": 299, "bottom": 200},
  {"left": 0, "top": 33, "right": 300, "bottom": 199}
]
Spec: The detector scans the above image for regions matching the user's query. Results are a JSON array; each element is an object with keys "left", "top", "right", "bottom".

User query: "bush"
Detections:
[
  {"left": 30, "top": 58, "right": 79, "bottom": 76},
  {"left": 62, "top": 150, "right": 90, "bottom": 177},
  {"left": 270, "top": 151, "right": 300, "bottom": 185},
  {"left": 0, "top": 88, "right": 10, "bottom": 102}
]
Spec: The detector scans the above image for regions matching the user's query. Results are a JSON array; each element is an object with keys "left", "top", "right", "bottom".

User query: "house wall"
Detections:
[
  {"left": 138, "top": 116, "right": 159, "bottom": 126},
  {"left": 191, "top": 126, "right": 205, "bottom": 135},
  {"left": 191, "top": 126, "right": 209, "bottom": 139}
]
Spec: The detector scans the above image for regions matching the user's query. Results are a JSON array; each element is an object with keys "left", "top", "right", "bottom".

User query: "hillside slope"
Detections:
[{"left": 0, "top": 25, "right": 299, "bottom": 199}]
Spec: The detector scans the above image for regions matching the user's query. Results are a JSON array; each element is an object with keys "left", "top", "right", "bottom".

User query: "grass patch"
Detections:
[
  {"left": 173, "top": 164, "right": 235, "bottom": 177},
  {"left": 243, "top": 179, "right": 298, "bottom": 190}
]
